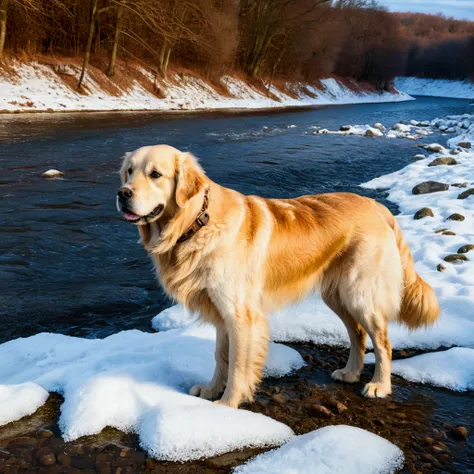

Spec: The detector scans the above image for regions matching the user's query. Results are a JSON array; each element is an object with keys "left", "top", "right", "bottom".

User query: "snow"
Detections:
[
  {"left": 395, "top": 77, "right": 474, "bottom": 99},
  {"left": 41, "top": 169, "right": 64, "bottom": 178},
  {"left": 0, "top": 324, "right": 302, "bottom": 459},
  {"left": 0, "top": 382, "right": 49, "bottom": 426},
  {"left": 234, "top": 425, "right": 404, "bottom": 474},
  {"left": 366, "top": 348, "right": 474, "bottom": 392},
  {"left": 0, "top": 61, "right": 413, "bottom": 113}
]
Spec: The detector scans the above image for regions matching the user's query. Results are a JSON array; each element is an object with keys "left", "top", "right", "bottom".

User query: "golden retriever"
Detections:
[{"left": 117, "top": 144, "right": 439, "bottom": 408}]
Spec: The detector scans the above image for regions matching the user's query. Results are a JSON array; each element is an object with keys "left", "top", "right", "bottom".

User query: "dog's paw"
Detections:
[
  {"left": 331, "top": 368, "right": 360, "bottom": 383},
  {"left": 361, "top": 382, "right": 392, "bottom": 398},
  {"left": 213, "top": 398, "right": 239, "bottom": 409},
  {"left": 190, "top": 384, "right": 222, "bottom": 400}
]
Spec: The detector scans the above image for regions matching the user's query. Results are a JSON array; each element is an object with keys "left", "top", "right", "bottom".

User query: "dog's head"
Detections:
[{"left": 117, "top": 144, "right": 206, "bottom": 227}]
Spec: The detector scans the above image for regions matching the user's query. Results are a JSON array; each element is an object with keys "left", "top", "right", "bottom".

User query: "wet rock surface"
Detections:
[
  {"left": 412, "top": 181, "right": 449, "bottom": 195},
  {"left": 428, "top": 157, "right": 458, "bottom": 167},
  {"left": 0, "top": 345, "right": 472, "bottom": 473}
]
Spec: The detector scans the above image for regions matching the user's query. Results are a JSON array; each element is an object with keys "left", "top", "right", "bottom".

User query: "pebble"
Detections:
[
  {"left": 442, "top": 231, "right": 456, "bottom": 236},
  {"left": 57, "top": 452, "right": 71, "bottom": 467},
  {"left": 437, "top": 264, "right": 446, "bottom": 272},
  {"left": 412, "top": 181, "right": 449, "bottom": 195},
  {"left": 428, "top": 157, "right": 457, "bottom": 166},
  {"left": 413, "top": 154, "right": 426, "bottom": 160},
  {"left": 340, "top": 125, "right": 351, "bottom": 131},
  {"left": 458, "top": 188, "right": 474, "bottom": 199},
  {"left": 444, "top": 254, "right": 468, "bottom": 263},
  {"left": 271, "top": 393, "right": 288, "bottom": 404},
  {"left": 39, "top": 453, "right": 56, "bottom": 466},
  {"left": 458, "top": 141, "right": 471, "bottom": 148},
  {"left": 452, "top": 182, "right": 468, "bottom": 188},
  {"left": 414, "top": 207, "right": 434, "bottom": 219},
  {"left": 447, "top": 213, "right": 465, "bottom": 221},
  {"left": 41, "top": 169, "right": 64, "bottom": 178},
  {"left": 458, "top": 244, "right": 474, "bottom": 254},
  {"left": 434, "top": 228, "right": 447, "bottom": 233},
  {"left": 449, "top": 426, "right": 468, "bottom": 441},
  {"left": 309, "top": 404, "right": 334, "bottom": 418}
]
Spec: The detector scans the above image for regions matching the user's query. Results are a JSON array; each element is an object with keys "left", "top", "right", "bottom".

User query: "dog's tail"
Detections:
[{"left": 391, "top": 217, "right": 440, "bottom": 328}]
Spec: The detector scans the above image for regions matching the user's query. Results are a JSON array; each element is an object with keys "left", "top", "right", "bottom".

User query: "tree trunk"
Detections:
[
  {"left": 0, "top": 0, "right": 9, "bottom": 58},
  {"left": 77, "top": 0, "right": 98, "bottom": 90},
  {"left": 106, "top": 3, "right": 123, "bottom": 77}
]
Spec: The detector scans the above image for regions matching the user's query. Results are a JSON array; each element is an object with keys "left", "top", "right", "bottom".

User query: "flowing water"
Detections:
[
  {"left": 1, "top": 97, "right": 472, "bottom": 343},
  {"left": 0, "top": 97, "right": 473, "bottom": 472}
]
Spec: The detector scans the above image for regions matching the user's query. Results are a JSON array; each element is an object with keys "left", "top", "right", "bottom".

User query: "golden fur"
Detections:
[{"left": 118, "top": 144, "right": 440, "bottom": 407}]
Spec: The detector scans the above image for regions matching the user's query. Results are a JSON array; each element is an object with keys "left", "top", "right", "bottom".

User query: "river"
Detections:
[{"left": 1, "top": 97, "right": 472, "bottom": 344}]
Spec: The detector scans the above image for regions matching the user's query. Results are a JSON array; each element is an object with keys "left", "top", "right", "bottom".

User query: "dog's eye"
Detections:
[
  {"left": 128, "top": 168, "right": 132, "bottom": 175},
  {"left": 149, "top": 170, "right": 162, "bottom": 179}
]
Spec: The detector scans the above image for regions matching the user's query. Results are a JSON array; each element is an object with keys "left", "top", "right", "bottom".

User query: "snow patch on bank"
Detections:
[
  {"left": 366, "top": 347, "right": 474, "bottom": 391},
  {"left": 234, "top": 425, "right": 404, "bottom": 474},
  {"left": 0, "top": 61, "right": 413, "bottom": 113},
  {"left": 0, "top": 324, "right": 302, "bottom": 459},
  {"left": 395, "top": 77, "right": 474, "bottom": 100}
]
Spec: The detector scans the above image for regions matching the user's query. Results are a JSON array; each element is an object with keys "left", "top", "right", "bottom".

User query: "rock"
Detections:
[
  {"left": 442, "top": 231, "right": 456, "bottom": 236},
  {"left": 458, "top": 188, "right": 474, "bottom": 200},
  {"left": 425, "top": 143, "right": 445, "bottom": 152},
  {"left": 57, "top": 452, "right": 71, "bottom": 467},
  {"left": 37, "top": 429, "right": 54, "bottom": 439},
  {"left": 458, "top": 141, "right": 471, "bottom": 149},
  {"left": 413, "top": 154, "right": 426, "bottom": 161},
  {"left": 340, "top": 125, "right": 351, "bottom": 131},
  {"left": 444, "top": 254, "right": 468, "bottom": 263},
  {"left": 414, "top": 207, "right": 434, "bottom": 220},
  {"left": 365, "top": 128, "right": 382, "bottom": 137},
  {"left": 7, "top": 437, "right": 37, "bottom": 447},
  {"left": 373, "top": 123, "right": 385, "bottom": 131},
  {"left": 412, "top": 181, "right": 449, "bottom": 195},
  {"left": 451, "top": 149, "right": 460, "bottom": 155},
  {"left": 449, "top": 426, "right": 468, "bottom": 441},
  {"left": 452, "top": 182, "right": 468, "bottom": 188},
  {"left": 392, "top": 123, "right": 411, "bottom": 132},
  {"left": 309, "top": 404, "right": 334, "bottom": 418},
  {"left": 447, "top": 213, "right": 465, "bottom": 221},
  {"left": 39, "top": 453, "right": 56, "bottom": 467},
  {"left": 458, "top": 244, "right": 474, "bottom": 254},
  {"left": 41, "top": 169, "right": 64, "bottom": 178},
  {"left": 335, "top": 401, "right": 347, "bottom": 414},
  {"left": 428, "top": 157, "right": 457, "bottom": 167},
  {"left": 434, "top": 228, "right": 447, "bottom": 234},
  {"left": 420, "top": 120, "right": 430, "bottom": 127},
  {"left": 271, "top": 393, "right": 288, "bottom": 404},
  {"left": 437, "top": 264, "right": 446, "bottom": 272},
  {"left": 318, "top": 128, "right": 329, "bottom": 134},
  {"left": 431, "top": 442, "right": 448, "bottom": 453},
  {"left": 205, "top": 450, "right": 259, "bottom": 469}
]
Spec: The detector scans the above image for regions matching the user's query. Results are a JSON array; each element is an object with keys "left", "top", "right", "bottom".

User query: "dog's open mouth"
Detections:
[{"left": 122, "top": 204, "right": 164, "bottom": 223}]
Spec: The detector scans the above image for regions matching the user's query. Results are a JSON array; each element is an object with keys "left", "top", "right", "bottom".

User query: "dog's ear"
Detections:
[
  {"left": 119, "top": 152, "right": 132, "bottom": 184},
  {"left": 175, "top": 152, "right": 205, "bottom": 208}
]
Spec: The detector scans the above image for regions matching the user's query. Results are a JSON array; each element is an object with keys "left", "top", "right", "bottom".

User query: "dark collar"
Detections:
[{"left": 177, "top": 187, "right": 210, "bottom": 244}]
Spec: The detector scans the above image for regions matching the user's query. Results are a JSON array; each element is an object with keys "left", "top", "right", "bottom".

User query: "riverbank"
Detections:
[
  {"left": 0, "top": 59, "right": 412, "bottom": 114},
  {"left": 395, "top": 77, "right": 474, "bottom": 100}
]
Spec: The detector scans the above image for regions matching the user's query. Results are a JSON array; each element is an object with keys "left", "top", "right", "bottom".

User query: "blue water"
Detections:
[{"left": 0, "top": 97, "right": 472, "bottom": 343}]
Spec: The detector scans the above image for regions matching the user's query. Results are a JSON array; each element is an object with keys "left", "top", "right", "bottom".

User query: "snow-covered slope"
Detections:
[
  {"left": 395, "top": 77, "right": 474, "bottom": 99},
  {"left": 0, "top": 61, "right": 412, "bottom": 113}
]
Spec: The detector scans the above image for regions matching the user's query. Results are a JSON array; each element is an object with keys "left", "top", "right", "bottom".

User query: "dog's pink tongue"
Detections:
[{"left": 123, "top": 210, "right": 139, "bottom": 221}]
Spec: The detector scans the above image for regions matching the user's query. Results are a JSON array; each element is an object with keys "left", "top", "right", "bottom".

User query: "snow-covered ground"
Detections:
[
  {"left": 0, "top": 324, "right": 301, "bottom": 460},
  {"left": 234, "top": 426, "right": 404, "bottom": 474},
  {"left": 395, "top": 77, "right": 474, "bottom": 100},
  {"left": 0, "top": 61, "right": 412, "bottom": 113}
]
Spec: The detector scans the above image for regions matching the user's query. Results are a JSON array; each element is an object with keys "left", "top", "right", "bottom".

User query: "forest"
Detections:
[{"left": 0, "top": 0, "right": 473, "bottom": 91}]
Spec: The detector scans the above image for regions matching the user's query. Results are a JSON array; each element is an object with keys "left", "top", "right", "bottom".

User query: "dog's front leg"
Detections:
[
  {"left": 215, "top": 308, "right": 269, "bottom": 408},
  {"left": 190, "top": 321, "right": 228, "bottom": 400}
]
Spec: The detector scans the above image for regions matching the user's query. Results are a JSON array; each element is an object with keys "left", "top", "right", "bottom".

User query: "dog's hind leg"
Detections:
[
  {"left": 323, "top": 293, "right": 366, "bottom": 383},
  {"left": 190, "top": 320, "right": 229, "bottom": 400},
  {"left": 215, "top": 308, "right": 269, "bottom": 408},
  {"left": 361, "top": 319, "right": 392, "bottom": 398}
]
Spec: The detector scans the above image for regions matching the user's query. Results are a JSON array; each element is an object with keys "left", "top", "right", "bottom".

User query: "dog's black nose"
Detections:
[{"left": 118, "top": 187, "right": 133, "bottom": 200}]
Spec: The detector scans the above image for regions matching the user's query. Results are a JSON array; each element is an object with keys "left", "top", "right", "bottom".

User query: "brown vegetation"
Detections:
[{"left": 0, "top": 1, "right": 473, "bottom": 90}]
